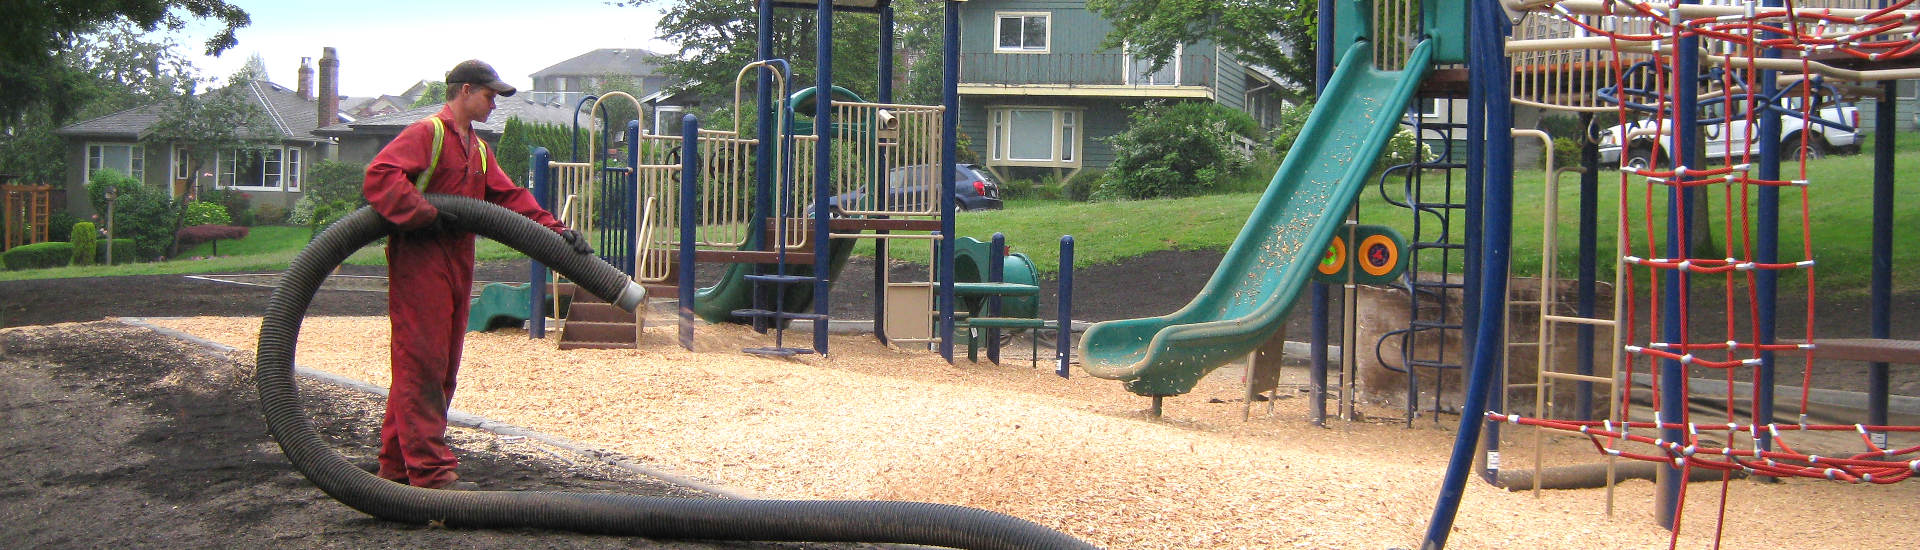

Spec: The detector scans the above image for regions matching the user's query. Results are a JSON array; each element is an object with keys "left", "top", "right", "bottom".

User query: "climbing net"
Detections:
[{"left": 1495, "top": 0, "right": 1920, "bottom": 538}]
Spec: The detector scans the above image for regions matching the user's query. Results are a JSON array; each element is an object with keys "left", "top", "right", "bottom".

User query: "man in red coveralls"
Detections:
[{"left": 363, "top": 60, "right": 592, "bottom": 489}]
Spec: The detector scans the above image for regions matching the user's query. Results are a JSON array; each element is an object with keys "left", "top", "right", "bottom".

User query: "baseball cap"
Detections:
[{"left": 445, "top": 59, "right": 517, "bottom": 97}]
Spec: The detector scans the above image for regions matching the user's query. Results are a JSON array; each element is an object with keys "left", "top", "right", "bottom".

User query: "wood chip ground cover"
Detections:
[{"left": 148, "top": 316, "right": 1920, "bottom": 549}]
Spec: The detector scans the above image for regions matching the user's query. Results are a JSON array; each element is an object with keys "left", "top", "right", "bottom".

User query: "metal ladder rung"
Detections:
[
  {"left": 1542, "top": 314, "right": 1616, "bottom": 327},
  {"left": 1541, "top": 371, "right": 1615, "bottom": 385}
]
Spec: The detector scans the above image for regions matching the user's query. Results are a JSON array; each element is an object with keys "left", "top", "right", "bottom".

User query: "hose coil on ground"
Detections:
[{"left": 255, "top": 194, "right": 1093, "bottom": 549}]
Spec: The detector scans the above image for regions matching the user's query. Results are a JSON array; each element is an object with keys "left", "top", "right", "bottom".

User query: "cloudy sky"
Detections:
[{"left": 179, "top": 0, "right": 673, "bottom": 98}]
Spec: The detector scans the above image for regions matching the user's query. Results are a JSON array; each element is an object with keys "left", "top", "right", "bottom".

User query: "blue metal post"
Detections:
[
  {"left": 1754, "top": 0, "right": 1783, "bottom": 470},
  {"left": 874, "top": 2, "right": 896, "bottom": 343},
  {"left": 988, "top": 232, "right": 1006, "bottom": 364},
  {"left": 1656, "top": 0, "right": 1703, "bottom": 529},
  {"left": 1465, "top": 0, "right": 1492, "bottom": 484},
  {"left": 1871, "top": 78, "right": 1895, "bottom": 440},
  {"left": 530, "top": 146, "right": 551, "bottom": 339},
  {"left": 571, "top": 96, "right": 596, "bottom": 162},
  {"left": 939, "top": 0, "right": 960, "bottom": 361},
  {"left": 1309, "top": 0, "right": 1336, "bottom": 428},
  {"left": 680, "top": 115, "right": 699, "bottom": 351},
  {"left": 812, "top": 0, "right": 835, "bottom": 355},
  {"left": 1576, "top": 112, "right": 1599, "bottom": 420},
  {"left": 1057, "top": 235, "right": 1074, "bottom": 378},
  {"left": 625, "top": 121, "right": 642, "bottom": 275},
  {"left": 755, "top": 0, "right": 775, "bottom": 252},
  {"left": 1423, "top": 1, "right": 1511, "bottom": 547}
]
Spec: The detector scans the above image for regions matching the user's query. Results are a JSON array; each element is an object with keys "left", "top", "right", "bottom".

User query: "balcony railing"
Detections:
[{"left": 960, "top": 53, "right": 1214, "bottom": 88}]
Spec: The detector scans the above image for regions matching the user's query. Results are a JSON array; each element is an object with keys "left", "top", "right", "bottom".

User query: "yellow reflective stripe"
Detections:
[
  {"left": 414, "top": 117, "right": 445, "bottom": 191},
  {"left": 412, "top": 116, "right": 485, "bottom": 192}
]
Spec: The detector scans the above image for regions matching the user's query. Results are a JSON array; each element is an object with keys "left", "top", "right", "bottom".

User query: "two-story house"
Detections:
[
  {"left": 528, "top": 48, "right": 672, "bottom": 108},
  {"left": 957, "top": 0, "right": 1288, "bottom": 180}
]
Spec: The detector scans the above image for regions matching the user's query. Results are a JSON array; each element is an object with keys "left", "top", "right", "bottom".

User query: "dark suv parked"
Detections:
[{"left": 829, "top": 163, "right": 1003, "bottom": 213}]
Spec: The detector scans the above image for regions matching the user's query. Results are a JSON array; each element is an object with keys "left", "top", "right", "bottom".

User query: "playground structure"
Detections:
[
  {"left": 496, "top": 0, "right": 1074, "bottom": 362},
  {"left": 1064, "top": 0, "right": 1920, "bottom": 548}
]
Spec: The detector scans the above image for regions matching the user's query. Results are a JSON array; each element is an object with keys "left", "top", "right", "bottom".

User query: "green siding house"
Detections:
[{"left": 957, "top": 0, "right": 1287, "bottom": 179}]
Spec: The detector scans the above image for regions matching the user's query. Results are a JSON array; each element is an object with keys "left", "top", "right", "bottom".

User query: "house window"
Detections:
[
  {"left": 996, "top": 12, "right": 1050, "bottom": 53},
  {"left": 172, "top": 147, "right": 193, "bottom": 181},
  {"left": 86, "top": 143, "right": 144, "bottom": 182},
  {"left": 1124, "top": 43, "right": 1181, "bottom": 86},
  {"left": 285, "top": 148, "right": 302, "bottom": 191},
  {"left": 218, "top": 146, "right": 293, "bottom": 190},
  {"left": 987, "top": 107, "right": 1083, "bottom": 166},
  {"left": 655, "top": 105, "right": 685, "bottom": 136}
]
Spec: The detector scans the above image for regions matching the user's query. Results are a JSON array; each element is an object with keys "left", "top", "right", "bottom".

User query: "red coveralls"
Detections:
[{"left": 363, "top": 106, "right": 565, "bottom": 488}]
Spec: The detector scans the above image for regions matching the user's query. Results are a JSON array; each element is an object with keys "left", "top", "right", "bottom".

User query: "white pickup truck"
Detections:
[{"left": 1597, "top": 100, "right": 1860, "bottom": 168}]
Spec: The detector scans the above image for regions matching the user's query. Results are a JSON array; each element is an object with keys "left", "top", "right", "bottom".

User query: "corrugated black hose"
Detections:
[{"left": 255, "top": 194, "right": 1095, "bottom": 549}]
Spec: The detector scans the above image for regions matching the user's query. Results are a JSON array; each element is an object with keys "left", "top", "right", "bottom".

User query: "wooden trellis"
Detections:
[{"left": 3, "top": 184, "right": 53, "bottom": 251}]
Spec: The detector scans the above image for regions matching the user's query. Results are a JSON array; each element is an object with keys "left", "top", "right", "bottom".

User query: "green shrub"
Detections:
[
  {"left": 1064, "top": 169, "right": 1103, "bottom": 202},
  {"left": 1102, "top": 101, "right": 1264, "bottom": 200},
  {"left": 1552, "top": 136, "right": 1585, "bottom": 171},
  {"left": 200, "top": 189, "right": 253, "bottom": 226},
  {"left": 999, "top": 178, "right": 1035, "bottom": 200},
  {"left": 47, "top": 211, "right": 80, "bottom": 242},
  {"left": 86, "top": 169, "right": 175, "bottom": 260},
  {"left": 1269, "top": 99, "right": 1318, "bottom": 165},
  {"left": 309, "top": 199, "right": 356, "bottom": 241},
  {"left": 69, "top": 221, "right": 97, "bottom": 266},
  {"left": 252, "top": 203, "right": 287, "bottom": 225},
  {"left": 183, "top": 201, "right": 232, "bottom": 226},
  {"left": 2, "top": 241, "right": 74, "bottom": 270},
  {"left": 97, "top": 238, "right": 135, "bottom": 265},
  {"left": 287, "top": 194, "right": 317, "bottom": 225},
  {"left": 305, "top": 160, "right": 368, "bottom": 207}
]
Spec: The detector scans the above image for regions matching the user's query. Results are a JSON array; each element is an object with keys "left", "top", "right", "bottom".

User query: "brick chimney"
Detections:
[
  {"left": 317, "top": 47, "right": 339, "bottom": 128},
  {"left": 296, "top": 57, "right": 314, "bottom": 100}
]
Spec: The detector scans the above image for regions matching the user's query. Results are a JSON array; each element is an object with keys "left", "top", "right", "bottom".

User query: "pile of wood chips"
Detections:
[{"left": 146, "top": 315, "right": 1920, "bottom": 549}]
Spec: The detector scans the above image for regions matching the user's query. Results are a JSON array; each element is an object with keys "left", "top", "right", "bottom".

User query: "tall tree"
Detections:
[
  {"left": 0, "top": 22, "right": 201, "bottom": 185},
  {"left": 0, "top": 0, "right": 249, "bottom": 126},
  {"left": 143, "top": 77, "right": 272, "bottom": 254},
  {"left": 1086, "top": 0, "right": 1317, "bottom": 101},
  {"left": 144, "top": 79, "right": 273, "bottom": 202}
]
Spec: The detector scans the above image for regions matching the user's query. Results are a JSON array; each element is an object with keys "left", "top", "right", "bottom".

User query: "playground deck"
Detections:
[{"left": 148, "top": 315, "right": 1920, "bottom": 549}]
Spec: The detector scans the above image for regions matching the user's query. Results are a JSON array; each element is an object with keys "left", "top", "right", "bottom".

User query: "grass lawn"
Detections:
[{"left": 5, "top": 133, "right": 1916, "bottom": 298}]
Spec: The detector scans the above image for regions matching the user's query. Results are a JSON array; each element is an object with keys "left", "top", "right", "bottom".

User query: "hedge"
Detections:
[{"left": 4, "top": 241, "right": 74, "bottom": 270}]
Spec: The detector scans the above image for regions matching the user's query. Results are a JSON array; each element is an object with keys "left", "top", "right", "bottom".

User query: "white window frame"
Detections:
[
  {"left": 655, "top": 105, "right": 685, "bottom": 136},
  {"left": 216, "top": 145, "right": 298, "bottom": 191},
  {"left": 85, "top": 142, "right": 145, "bottom": 183},
  {"left": 1124, "top": 43, "right": 1182, "bottom": 86},
  {"left": 985, "top": 106, "right": 1083, "bottom": 168},
  {"left": 285, "top": 147, "right": 302, "bottom": 191},
  {"left": 994, "top": 12, "right": 1051, "bottom": 54}
]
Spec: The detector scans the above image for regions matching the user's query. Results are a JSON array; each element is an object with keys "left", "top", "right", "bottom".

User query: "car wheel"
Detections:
[
  {"left": 1624, "top": 145, "right": 1657, "bottom": 171},
  {"left": 1785, "top": 137, "right": 1827, "bottom": 161}
]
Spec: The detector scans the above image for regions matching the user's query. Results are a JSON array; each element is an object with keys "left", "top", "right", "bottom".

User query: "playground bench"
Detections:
[{"left": 1809, "top": 338, "right": 1920, "bottom": 365}]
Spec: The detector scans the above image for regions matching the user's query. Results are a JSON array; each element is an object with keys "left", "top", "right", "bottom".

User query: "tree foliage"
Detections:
[
  {"left": 144, "top": 79, "right": 274, "bottom": 202},
  {"left": 411, "top": 81, "right": 450, "bottom": 108},
  {"left": 0, "top": 0, "right": 249, "bottom": 126},
  {"left": 497, "top": 117, "right": 580, "bottom": 184},
  {"left": 1087, "top": 0, "right": 1317, "bottom": 101},
  {"left": 0, "top": 22, "right": 203, "bottom": 186},
  {"left": 621, "top": 0, "right": 942, "bottom": 117}
]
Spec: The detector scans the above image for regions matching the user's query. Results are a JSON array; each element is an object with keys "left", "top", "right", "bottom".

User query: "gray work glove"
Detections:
[{"left": 559, "top": 229, "right": 594, "bottom": 255}]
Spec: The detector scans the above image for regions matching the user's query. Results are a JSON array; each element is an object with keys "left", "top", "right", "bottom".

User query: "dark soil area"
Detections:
[{"left": 0, "top": 322, "right": 842, "bottom": 548}]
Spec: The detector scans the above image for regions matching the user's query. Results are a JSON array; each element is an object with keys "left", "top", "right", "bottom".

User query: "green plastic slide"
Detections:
[
  {"left": 690, "top": 235, "right": 858, "bottom": 324},
  {"left": 1078, "top": 39, "right": 1434, "bottom": 397}
]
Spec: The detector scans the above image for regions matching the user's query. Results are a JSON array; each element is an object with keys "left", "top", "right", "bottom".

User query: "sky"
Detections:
[{"left": 179, "top": 0, "right": 674, "bottom": 99}]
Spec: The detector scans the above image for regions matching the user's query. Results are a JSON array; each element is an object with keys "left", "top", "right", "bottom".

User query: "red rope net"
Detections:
[{"left": 1498, "top": 0, "right": 1920, "bottom": 543}]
